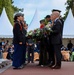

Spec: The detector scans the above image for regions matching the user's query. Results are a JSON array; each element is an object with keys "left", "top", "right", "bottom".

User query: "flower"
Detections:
[
  {"left": 26, "top": 30, "right": 33, "bottom": 36},
  {"left": 26, "top": 23, "right": 53, "bottom": 40},
  {"left": 40, "top": 24, "right": 45, "bottom": 29}
]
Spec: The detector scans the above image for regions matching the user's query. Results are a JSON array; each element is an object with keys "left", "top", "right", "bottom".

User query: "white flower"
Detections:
[{"left": 27, "top": 30, "right": 33, "bottom": 36}]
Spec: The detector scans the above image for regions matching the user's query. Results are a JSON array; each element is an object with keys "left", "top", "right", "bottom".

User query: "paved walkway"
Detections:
[{"left": 0, "top": 61, "right": 74, "bottom": 75}]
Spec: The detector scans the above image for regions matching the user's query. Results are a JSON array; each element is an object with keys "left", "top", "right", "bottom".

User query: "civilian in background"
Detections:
[
  {"left": 67, "top": 40, "right": 73, "bottom": 51},
  {"left": 0, "top": 42, "right": 3, "bottom": 59},
  {"left": 27, "top": 35, "right": 34, "bottom": 63}
]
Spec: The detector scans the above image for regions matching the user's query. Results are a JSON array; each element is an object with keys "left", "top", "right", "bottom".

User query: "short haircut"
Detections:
[
  {"left": 40, "top": 19, "right": 45, "bottom": 23},
  {"left": 45, "top": 15, "right": 50, "bottom": 18}
]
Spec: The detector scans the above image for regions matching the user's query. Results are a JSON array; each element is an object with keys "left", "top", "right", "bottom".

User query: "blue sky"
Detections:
[{"left": 13, "top": 0, "right": 67, "bottom": 25}]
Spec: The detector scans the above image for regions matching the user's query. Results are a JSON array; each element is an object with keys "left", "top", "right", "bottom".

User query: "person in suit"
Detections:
[
  {"left": 52, "top": 9, "right": 64, "bottom": 37},
  {"left": 49, "top": 10, "right": 62, "bottom": 69},
  {"left": 12, "top": 13, "right": 26, "bottom": 69}
]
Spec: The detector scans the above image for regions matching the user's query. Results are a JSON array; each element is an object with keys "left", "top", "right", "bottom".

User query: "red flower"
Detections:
[
  {"left": 40, "top": 24, "right": 44, "bottom": 29},
  {"left": 34, "top": 30, "right": 36, "bottom": 32}
]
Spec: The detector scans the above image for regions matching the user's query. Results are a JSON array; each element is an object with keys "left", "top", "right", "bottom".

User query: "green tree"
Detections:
[
  {"left": 0, "top": 0, "right": 23, "bottom": 25},
  {"left": 72, "top": 1, "right": 74, "bottom": 16},
  {"left": 11, "top": 0, "right": 23, "bottom": 13},
  {"left": 0, "top": 0, "right": 3, "bottom": 15},
  {"left": 64, "top": 0, "right": 74, "bottom": 20},
  {"left": 4, "top": 0, "right": 14, "bottom": 25}
]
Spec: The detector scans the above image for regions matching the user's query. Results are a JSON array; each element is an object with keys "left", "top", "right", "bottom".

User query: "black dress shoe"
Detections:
[
  {"left": 48, "top": 64, "right": 55, "bottom": 67},
  {"left": 54, "top": 66, "right": 61, "bottom": 69},
  {"left": 51, "top": 65, "right": 61, "bottom": 69},
  {"left": 13, "top": 65, "right": 24, "bottom": 69},
  {"left": 13, "top": 67, "right": 21, "bottom": 69}
]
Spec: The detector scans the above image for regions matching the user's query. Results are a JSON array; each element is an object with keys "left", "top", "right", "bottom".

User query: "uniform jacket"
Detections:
[{"left": 13, "top": 21, "right": 26, "bottom": 44}]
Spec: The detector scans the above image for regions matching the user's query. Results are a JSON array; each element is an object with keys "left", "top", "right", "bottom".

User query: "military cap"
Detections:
[
  {"left": 52, "top": 9, "right": 61, "bottom": 13},
  {"left": 15, "top": 13, "right": 24, "bottom": 17}
]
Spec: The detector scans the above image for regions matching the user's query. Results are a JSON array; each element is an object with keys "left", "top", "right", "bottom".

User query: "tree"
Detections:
[
  {"left": 0, "top": 0, "right": 23, "bottom": 25},
  {"left": 0, "top": 0, "right": 3, "bottom": 15},
  {"left": 4, "top": 0, "right": 14, "bottom": 25},
  {"left": 63, "top": 0, "right": 74, "bottom": 20},
  {"left": 72, "top": 1, "right": 74, "bottom": 16},
  {"left": 11, "top": 0, "right": 23, "bottom": 13}
]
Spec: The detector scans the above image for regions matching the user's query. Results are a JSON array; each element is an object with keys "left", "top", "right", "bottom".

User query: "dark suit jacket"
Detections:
[
  {"left": 50, "top": 19, "right": 62, "bottom": 45},
  {"left": 13, "top": 21, "right": 26, "bottom": 44},
  {"left": 60, "top": 18, "right": 64, "bottom": 36}
]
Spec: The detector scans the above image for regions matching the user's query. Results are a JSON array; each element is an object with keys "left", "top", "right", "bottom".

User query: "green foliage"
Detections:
[
  {"left": 63, "top": 10, "right": 69, "bottom": 20},
  {"left": 12, "top": 5, "right": 23, "bottom": 13},
  {"left": 0, "top": 0, "right": 3, "bottom": 15},
  {"left": 4, "top": 0, "right": 14, "bottom": 25},
  {"left": 64, "top": 0, "right": 74, "bottom": 20},
  {"left": 0, "top": 0, "right": 23, "bottom": 25}
]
